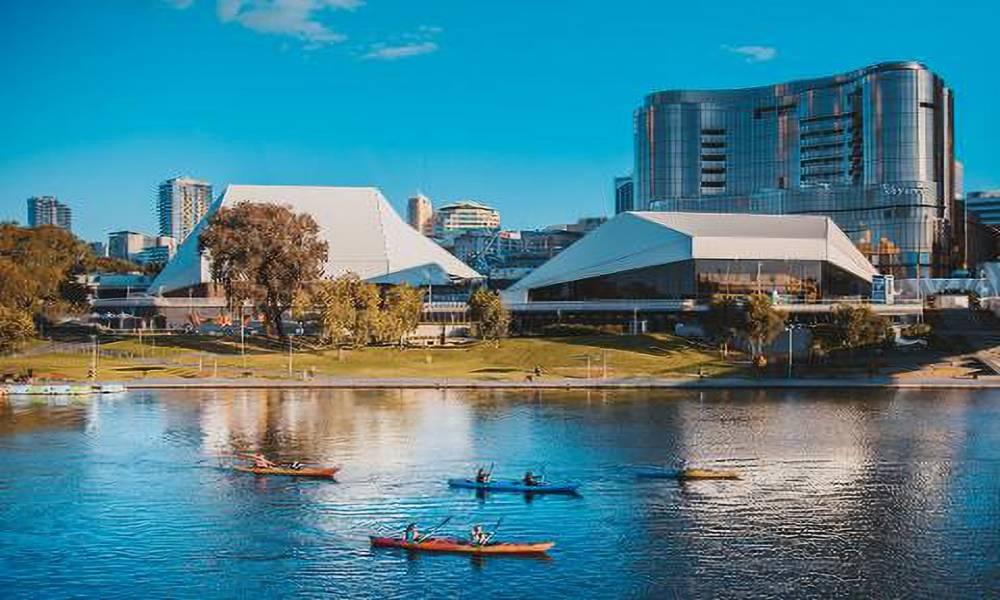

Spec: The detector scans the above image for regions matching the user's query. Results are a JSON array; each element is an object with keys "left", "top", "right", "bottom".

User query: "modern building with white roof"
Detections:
[
  {"left": 150, "top": 185, "right": 481, "bottom": 296},
  {"left": 503, "top": 211, "right": 876, "bottom": 305}
]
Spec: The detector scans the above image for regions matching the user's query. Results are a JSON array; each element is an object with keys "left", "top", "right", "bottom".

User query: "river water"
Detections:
[{"left": 0, "top": 388, "right": 997, "bottom": 598}]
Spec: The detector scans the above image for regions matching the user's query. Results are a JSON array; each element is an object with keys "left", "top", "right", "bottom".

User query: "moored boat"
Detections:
[
  {"left": 635, "top": 467, "right": 740, "bottom": 480},
  {"left": 447, "top": 478, "right": 581, "bottom": 494},
  {"left": 370, "top": 536, "right": 554, "bottom": 555},
  {"left": 233, "top": 464, "right": 340, "bottom": 479}
]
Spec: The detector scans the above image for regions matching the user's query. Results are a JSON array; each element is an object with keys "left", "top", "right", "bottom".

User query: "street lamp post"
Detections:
[
  {"left": 784, "top": 324, "right": 801, "bottom": 379},
  {"left": 90, "top": 334, "right": 98, "bottom": 381}
]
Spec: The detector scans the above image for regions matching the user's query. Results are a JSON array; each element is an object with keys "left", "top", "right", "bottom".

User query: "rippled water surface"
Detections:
[{"left": 0, "top": 388, "right": 997, "bottom": 598}]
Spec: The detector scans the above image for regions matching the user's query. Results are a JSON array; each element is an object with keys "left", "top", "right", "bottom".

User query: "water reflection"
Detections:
[{"left": 0, "top": 388, "right": 996, "bottom": 598}]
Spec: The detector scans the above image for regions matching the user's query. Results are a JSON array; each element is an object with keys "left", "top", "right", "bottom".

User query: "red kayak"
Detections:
[
  {"left": 233, "top": 465, "right": 340, "bottom": 479},
  {"left": 370, "top": 536, "right": 554, "bottom": 555}
]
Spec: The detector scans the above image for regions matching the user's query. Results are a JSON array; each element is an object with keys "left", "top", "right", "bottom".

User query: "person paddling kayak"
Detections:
[
  {"left": 475, "top": 466, "right": 491, "bottom": 484},
  {"left": 249, "top": 453, "right": 276, "bottom": 469},
  {"left": 522, "top": 471, "right": 542, "bottom": 486},
  {"left": 404, "top": 523, "right": 420, "bottom": 542},
  {"left": 470, "top": 525, "right": 491, "bottom": 546}
]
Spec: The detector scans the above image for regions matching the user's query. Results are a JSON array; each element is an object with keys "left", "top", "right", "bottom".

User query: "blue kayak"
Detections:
[{"left": 448, "top": 478, "right": 581, "bottom": 493}]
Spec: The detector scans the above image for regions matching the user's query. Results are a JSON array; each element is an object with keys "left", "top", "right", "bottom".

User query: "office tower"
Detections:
[
  {"left": 633, "top": 62, "right": 956, "bottom": 277},
  {"left": 614, "top": 175, "right": 634, "bottom": 214},
  {"left": 407, "top": 193, "right": 434, "bottom": 235},
  {"left": 158, "top": 176, "right": 212, "bottom": 244},
  {"left": 26, "top": 196, "right": 72, "bottom": 231}
]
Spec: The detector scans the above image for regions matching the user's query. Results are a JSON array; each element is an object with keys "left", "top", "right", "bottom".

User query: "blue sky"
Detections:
[{"left": 1, "top": 0, "right": 998, "bottom": 243}]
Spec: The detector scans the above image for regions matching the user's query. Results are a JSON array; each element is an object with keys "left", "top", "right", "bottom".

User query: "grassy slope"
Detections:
[{"left": 0, "top": 334, "right": 739, "bottom": 381}]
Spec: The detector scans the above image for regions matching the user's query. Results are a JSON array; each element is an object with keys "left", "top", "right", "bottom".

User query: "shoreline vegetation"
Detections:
[{"left": 1, "top": 332, "right": 995, "bottom": 389}]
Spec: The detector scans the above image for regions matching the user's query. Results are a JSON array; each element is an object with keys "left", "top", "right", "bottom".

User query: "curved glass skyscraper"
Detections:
[{"left": 634, "top": 62, "right": 956, "bottom": 277}]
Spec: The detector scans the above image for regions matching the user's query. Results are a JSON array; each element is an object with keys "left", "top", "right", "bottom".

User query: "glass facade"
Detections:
[
  {"left": 634, "top": 62, "right": 956, "bottom": 277},
  {"left": 528, "top": 259, "right": 871, "bottom": 302}
]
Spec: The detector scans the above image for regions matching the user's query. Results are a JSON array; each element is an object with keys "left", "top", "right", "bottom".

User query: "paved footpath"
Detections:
[{"left": 124, "top": 375, "right": 1000, "bottom": 390}]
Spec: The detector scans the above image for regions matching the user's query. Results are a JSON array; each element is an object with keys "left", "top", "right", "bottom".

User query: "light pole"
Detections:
[
  {"left": 784, "top": 324, "right": 800, "bottom": 379},
  {"left": 287, "top": 335, "right": 293, "bottom": 377},
  {"left": 240, "top": 303, "right": 246, "bottom": 369},
  {"left": 90, "top": 334, "right": 98, "bottom": 381}
]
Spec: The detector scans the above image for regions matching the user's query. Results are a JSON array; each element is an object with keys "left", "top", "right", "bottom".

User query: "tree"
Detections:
[
  {"left": 310, "top": 273, "right": 383, "bottom": 347},
  {"left": 0, "top": 306, "right": 34, "bottom": 353},
  {"left": 468, "top": 287, "right": 509, "bottom": 345},
  {"left": 701, "top": 294, "right": 742, "bottom": 358},
  {"left": 829, "top": 304, "right": 893, "bottom": 353},
  {"left": 199, "top": 203, "right": 328, "bottom": 337},
  {"left": 740, "top": 293, "right": 787, "bottom": 358},
  {"left": 0, "top": 224, "right": 91, "bottom": 320},
  {"left": 381, "top": 283, "right": 425, "bottom": 347}
]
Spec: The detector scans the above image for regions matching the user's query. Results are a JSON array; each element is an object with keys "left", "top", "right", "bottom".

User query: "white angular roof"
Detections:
[
  {"left": 150, "top": 185, "right": 480, "bottom": 294},
  {"left": 508, "top": 211, "right": 876, "bottom": 293}
]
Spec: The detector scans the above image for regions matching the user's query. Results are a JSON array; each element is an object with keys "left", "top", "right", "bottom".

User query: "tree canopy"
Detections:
[
  {"left": 739, "top": 293, "right": 787, "bottom": 358},
  {"left": 468, "top": 287, "right": 510, "bottom": 345},
  {"left": 199, "top": 202, "right": 328, "bottom": 336}
]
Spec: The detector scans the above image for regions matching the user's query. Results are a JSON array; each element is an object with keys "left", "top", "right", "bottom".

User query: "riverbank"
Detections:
[
  {"left": 3, "top": 333, "right": 997, "bottom": 389},
  {"left": 121, "top": 374, "right": 1000, "bottom": 390}
]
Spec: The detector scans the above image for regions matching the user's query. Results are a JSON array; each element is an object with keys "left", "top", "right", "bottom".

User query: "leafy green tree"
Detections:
[
  {"left": 702, "top": 294, "right": 742, "bottom": 358},
  {"left": 380, "top": 283, "right": 425, "bottom": 347},
  {"left": 829, "top": 304, "right": 893, "bottom": 353},
  {"left": 0, "top": 306, "right": 35, "bottom": 353},
  {"left": 468, "top": 287, "right": 510, "bottom": 346},
  {"left": 199, "top": 202, "right": 328, "bottom": 337},
  {"left": 740, "top": 293, "right": 787, "bottom": 358}
]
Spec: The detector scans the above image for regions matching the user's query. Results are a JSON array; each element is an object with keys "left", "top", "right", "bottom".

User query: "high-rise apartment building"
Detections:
[
  {"left": 634, "top": 61, "right": 956, "bottom": 277},
  {"left": 407, "top": 193, "right": 434, "bottom": 235},
  {"left": 432, "top": 201, "right": 501, "bottom": 238},
  {"left": 614, "top": 175, "right": 635, "bottom": 214},
  {"left": 26, "top": 196, "right": 72, "bottom": 231},
  {"left": 158, "top": 176, "right": 212, "bottom": 244}
]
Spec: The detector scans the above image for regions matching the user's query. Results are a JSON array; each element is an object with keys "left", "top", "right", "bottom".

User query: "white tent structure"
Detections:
[
  {"left": 150, "top": 185, "right": 480, "bottom": 295},
  {"left": 502, "top": 212, "right": 876, "bottom": 303}
]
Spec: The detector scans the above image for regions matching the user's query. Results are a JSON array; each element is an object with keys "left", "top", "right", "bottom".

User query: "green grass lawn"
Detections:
[{"left": 0, "top": 334, "right": 742, "bottom": 382}]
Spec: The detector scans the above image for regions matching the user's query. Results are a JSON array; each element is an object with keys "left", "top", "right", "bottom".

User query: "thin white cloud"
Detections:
[
  {"left": 362, "top": 25, "right": 441, "bottom": 61},
  {"left": 724, "top": 45, "right": 777, "bottom": 63},
  {"left": 363, "top": 41, "right": 438, "bottom": 61}
]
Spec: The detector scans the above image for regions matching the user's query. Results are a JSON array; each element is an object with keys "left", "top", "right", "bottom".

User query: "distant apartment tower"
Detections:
[
  {"left": 614, "top": 175, "right": 634, "bottom": 213},
  {"left": 158, "top": 176, "right": 212, "bottom": 244},
  {"left": 108, "top": 231, "right": 176, "bottom": 264},
  {"left": 407, "top": 193, "right": 434, "bottom": 235},
  {"left": 26, "top": 196, "right": 72, "bottom": 231},
  {"left": 432, "top": 201, "right": 500, "bottom": 238}
]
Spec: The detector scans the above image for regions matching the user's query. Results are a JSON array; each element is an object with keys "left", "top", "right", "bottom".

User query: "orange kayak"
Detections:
[
  {"left": 679, "top": 468, "right": 740, "bottom": 480},
  {"left": 370, "top": 536, "right": 554, "bottom": 555},
  {"left": 234, "top": 465, "right": 340, "bottom": 479}
]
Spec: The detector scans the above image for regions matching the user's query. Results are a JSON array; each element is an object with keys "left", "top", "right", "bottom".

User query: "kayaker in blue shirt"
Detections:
[
  {"left": 404, "top": 523, "right": 420, "bottom": 542},
  {"left": 523, "top": 471, "right": 541, "bottom": 486}
]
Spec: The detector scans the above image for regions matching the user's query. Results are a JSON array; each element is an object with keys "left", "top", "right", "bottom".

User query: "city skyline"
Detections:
[{"left": 2, "top": 1, "right": 1000, "bottom": 243}]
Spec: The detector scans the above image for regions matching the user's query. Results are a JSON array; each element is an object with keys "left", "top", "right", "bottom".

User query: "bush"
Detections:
[
  {"left": 901, "top": 323, "right": 932, "bottom": 338},
  {"left": 539, "top": 323, "right": 624, "bottom": 337}
]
